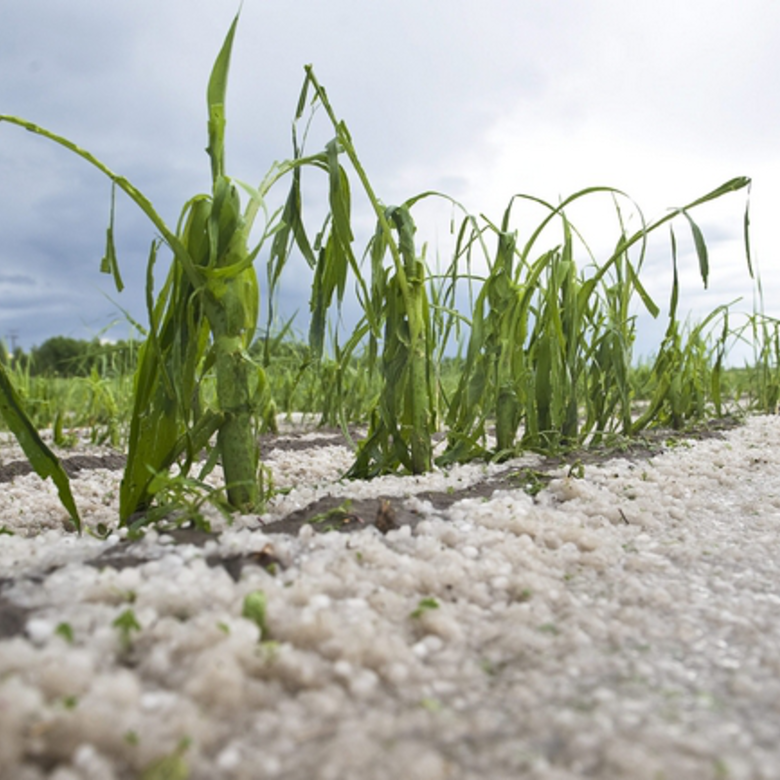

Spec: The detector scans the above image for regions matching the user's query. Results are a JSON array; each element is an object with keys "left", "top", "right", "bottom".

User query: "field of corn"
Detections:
[
  {"left": 2, "top": 13, "right": 780, "bottom": 780},
  {"left": 1, "top": 323, "right": 779, "bottom": 490},
  {"left": 0, "top": 8, "right": 774, "bottom": 529}
]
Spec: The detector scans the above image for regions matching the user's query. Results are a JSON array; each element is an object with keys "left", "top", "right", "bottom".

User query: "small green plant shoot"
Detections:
[{"left": 0, "top": 13, "right": 363, "bottom": 524}]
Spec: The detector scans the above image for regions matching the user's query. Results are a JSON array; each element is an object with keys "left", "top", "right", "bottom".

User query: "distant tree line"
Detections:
[
  {"left": 0, "top": 331, "right": 450, "bottom": 379},
  {"left": 0, "top": 332, "right": 311, "bottom": 378},
  {"left": 0, "top": 336, "right": 139, "bottom": 377}
]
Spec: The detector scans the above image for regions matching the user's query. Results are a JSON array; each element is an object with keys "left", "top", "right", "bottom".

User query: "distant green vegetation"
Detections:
[
  {"left": 1, "top": 336, "right": 138, "bottom": 377},
  {"left": 1, "top": 325, "right": 776, "bottom": 446}
]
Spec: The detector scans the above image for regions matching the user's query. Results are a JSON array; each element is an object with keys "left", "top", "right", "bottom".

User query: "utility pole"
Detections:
[
  {"left": 4, "top": 330, "right": 19, "bottom": 363},
  {"left": 7, "top": 329, "right": 18, "bottom": 353}
]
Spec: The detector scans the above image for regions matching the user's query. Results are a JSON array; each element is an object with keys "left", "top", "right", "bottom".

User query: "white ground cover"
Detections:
[{"left": 1, "top": 416, "right": 780, "bottom": 779}]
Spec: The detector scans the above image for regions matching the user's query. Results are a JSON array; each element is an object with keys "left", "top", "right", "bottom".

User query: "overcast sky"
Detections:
[{"left": 0, "top": 0, "right": 777, "bottom": 362}]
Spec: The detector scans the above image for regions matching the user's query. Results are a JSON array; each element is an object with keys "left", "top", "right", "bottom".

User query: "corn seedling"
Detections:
[
  {"left": 410, "top": 597, "right": 440, "bottom": 619},
  {"left": 440, "top": 179, "right": 750, "bottom": 461},
  {"left": 340, "top": 204, "right": 437, "bottom": 477},
  {"left": 725, "top": 261, "right": 780, "bottom": 414},
  {"left": 290, "top": 69, "right": 463, "bottom": 476},
  {"left": 112, "top": 607, "right": 142, "bottom": 654},
  {"left": 0, "top": 13, "right": 362, "bottom": 523},
  {"left": 746, "top": 313, "right": 780, "bottom": 413},
  {"left": 241, "top": 589, "right": 270, "bottom": 639}
]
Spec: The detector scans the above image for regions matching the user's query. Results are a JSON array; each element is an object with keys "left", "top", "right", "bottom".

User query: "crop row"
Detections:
[{"left": 0, "top": 13, "right": 767, "bottom": 533}]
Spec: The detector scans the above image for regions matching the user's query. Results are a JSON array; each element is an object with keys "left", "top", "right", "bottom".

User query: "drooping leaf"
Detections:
[
  {"left": 100, "top": 182, "right": 124, "bottom": 292},
  {"left": 0, "top": 363, "right": 81, "bottom": 531},
  {"left": 681, "top": 210, "right": 709, "bottom": 288}
]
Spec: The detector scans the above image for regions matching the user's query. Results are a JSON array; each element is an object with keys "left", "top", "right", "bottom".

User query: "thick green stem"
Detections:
[
  {"left": 212, "top": 331, "right": 259, "bottom": 512},
  {"left": 394, "top": 208, "right": 432, "bottom": 474},
  {"left": 406, "top": 281, "right": 432, "bottom": 474}
]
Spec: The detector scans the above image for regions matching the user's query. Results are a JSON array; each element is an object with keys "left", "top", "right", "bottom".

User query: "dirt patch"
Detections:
[
  {"left": 0, "top": 452, "right": 127, "bottom": 483},
  {"left": 84, "top": 532, "right": 285, "bottom": 584},
  {"left": 0, "top": 591, "right": 30, "bottom": 639}
]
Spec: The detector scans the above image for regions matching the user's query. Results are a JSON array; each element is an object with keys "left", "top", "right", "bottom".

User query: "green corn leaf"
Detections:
[
  {"left": 206, "top": 15, "right": 237, "bottom": 110},
  {"left": 0, "top": 362, "right": 81, "bottom": 531},
  {"left": 616, "top": 177, "right": 750, "bottom": 265},
  {"left": 270, "top": 168, "right": 316, "bottom": 273},
  {"left": 668, "top": 226, "right": 680, "bottom": 324},
  {"left": 100, "top": 183, "right": 124, "bottom": 292},
  {"left": 120, "top": 240, "right": 187, "bottom": 521},
  {"left": 206, "top": 12, "right": 239, "bottom": 182},
  {"left": 295, "top": 65, "right": 314, "bottom": 119},
  {"left": 326, "top": 139, "right": 355, "bottom": 258},
  {"left": 140, "top": 739, "right": 190, "bottom": 780},
  {"left": 624, "top": 258, "right": 660, "bottom": 319},
  {"left": 683, "top": 176, "right": 750, "bottom": 209},
  {"left": 0, "top": 114, "right": 201, "bottom": 290},
  {"left": 681, "top": 210, "right": 709, "bottom": 288}
]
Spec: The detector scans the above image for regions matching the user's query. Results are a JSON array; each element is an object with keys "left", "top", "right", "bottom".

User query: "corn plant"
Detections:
[
  {"left": 748, "top": 315, "right": 780, "bottom": 413},
  {"left": 276, "top": 70, "right": 449, "bottom": 477},
  {"left": 0, "top": 10, "right": 755, "bottom": 529},
  {"left": 440, "top": 178, "right": 750, "bottom": 461},
  {"left": 723, "top": 263, "right": 780, "bottom": 415},
  {"left": 339, "top": 204, "right": 435, "bottom": 476},
  {"left": 118, "top": 16, "right": 272, "bottom": 519},
  {"left": 0, "top": 14, "right": 359, "bottom": 523},
  {"left": 629, "top": 229, "right": 735, "bottom": 431}
]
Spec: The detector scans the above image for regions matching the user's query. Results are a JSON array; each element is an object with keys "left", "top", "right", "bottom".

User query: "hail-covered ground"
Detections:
[{"left": 1, "top": 416, "right": 780, "bottom": 780}]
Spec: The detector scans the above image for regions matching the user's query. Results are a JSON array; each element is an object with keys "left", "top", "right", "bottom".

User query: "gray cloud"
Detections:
[{"left": 0, "top": 0, "right": 776, "bottom": 355}]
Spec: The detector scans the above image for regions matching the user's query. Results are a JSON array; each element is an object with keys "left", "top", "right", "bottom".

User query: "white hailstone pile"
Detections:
[{"left": 1, "top": 417, "right": 780, "bottom": 779}]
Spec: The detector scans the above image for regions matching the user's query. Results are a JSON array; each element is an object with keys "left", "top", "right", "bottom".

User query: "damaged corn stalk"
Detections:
[
  {"left": 293, "top": 69, "right": 438, "bottom": 477},
  {"left": 0, "top": 13, "right": 355, "bottom": 522},
  {"left": 441, "top": 178, "right": 751, "bottom": 462},
  {"left": 347, "top": 203, "right": 436, "bottom": 477},
  {"left": 1, "top": 15, "right": 264, "bottom": 520}
]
